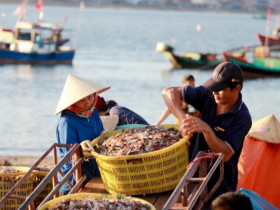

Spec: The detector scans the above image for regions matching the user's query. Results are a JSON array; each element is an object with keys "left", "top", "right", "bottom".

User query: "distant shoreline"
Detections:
[
  {"left": 0, "top": 1, "right": 262, "bottom": 15},
  {"left": 0, "top": 156, "right": 54, "bottom": 168}
]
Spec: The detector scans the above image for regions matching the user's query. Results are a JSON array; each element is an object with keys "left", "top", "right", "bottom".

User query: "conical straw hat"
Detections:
[
  {"left": 54, "top": 74, "right": 110, "bottom": 115},
  {"left": 248, "top": 114, "right": 280, "bottom": 144},
  {"left": 100, "top": 115, "right": 119, "bottom": 133}
]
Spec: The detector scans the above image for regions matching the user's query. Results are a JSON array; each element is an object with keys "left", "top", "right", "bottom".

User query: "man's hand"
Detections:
[
  {"left": 80, "top": 140, "right": 94, "bottom": 158},
  {"left": 180, "top": 114, "right": 211, "bottom": 137}
]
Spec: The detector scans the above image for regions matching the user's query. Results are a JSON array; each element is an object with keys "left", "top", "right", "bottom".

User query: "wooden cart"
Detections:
[{"left": 0, "top": 143, "right": 224, "bottom": 210}]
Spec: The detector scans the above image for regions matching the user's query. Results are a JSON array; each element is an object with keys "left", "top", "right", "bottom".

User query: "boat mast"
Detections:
[
  {"left": 36, "top": 0, "right": 44, "bottom": 22},
  {"left": 13, "top": 0, "right": 28, "bottom": 23},
  {"left": 73, "top": 1, "right": 85, "bottom": 49},
  {"left": 264, "top": 8, "right": 271, "bottom": 56},
  {"left": 1, "top": 12, "right": 6, "bottom": 28}
]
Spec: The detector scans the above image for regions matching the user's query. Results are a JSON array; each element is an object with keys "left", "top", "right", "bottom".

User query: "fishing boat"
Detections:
[
  {"left": 255, "top": 8, "right": 280, "bottom": 47},
  {"left": 0, "top": 22, "right": 75, "bottom": 65},
  {"left": 256, "top": 33, "right": 280, "bottom": 47},
  {"left": 155, "top": 42, "right": 247, "bottom": 70},
  {"left": 156, "top": 42, "right": 222, "bottom": 69},
  {"left": 222, "top": 46, "right": 280, "bottom": 78},
  {"left": 0, "top": 1, "right": 75, "bottom": 65}
]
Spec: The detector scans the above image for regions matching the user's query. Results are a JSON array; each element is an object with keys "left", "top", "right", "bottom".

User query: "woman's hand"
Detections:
[{"left": 80, "top": 140, "right": 94, "bottom": 158}]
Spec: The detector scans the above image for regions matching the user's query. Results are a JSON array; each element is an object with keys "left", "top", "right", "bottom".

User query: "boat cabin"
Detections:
[
  {"left": 0, "top": 28, "right": 14, "bottom": 49},
  {"left": 9, "top": 21, "right": 65, "bottom": 54}
]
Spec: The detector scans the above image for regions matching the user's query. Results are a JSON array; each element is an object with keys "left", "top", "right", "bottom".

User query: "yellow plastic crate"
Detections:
[
  {"left": 0, "top": 166, "right": 35, "bottom": 210},
  {"left": 38, "top": 193, "right": 155, "bottom": 210},
  {"left": 33, "top": 171, "right": 53, "bottom": 208},
  {"left": 91, "top": 125, "right": 189, "bottom": 196}
]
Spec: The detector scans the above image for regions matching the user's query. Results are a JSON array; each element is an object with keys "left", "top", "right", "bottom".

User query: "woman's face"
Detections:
[{"left": 74, "top": 93, "right": 97, "bottom": 109}]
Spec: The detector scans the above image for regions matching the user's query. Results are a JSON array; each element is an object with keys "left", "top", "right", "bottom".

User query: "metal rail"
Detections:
[
  {"left": 0, "top": 143, "right": 85, "bottom": 210},
  {"left": 163, "top": 152, "right": 224, "bottom": 210}
]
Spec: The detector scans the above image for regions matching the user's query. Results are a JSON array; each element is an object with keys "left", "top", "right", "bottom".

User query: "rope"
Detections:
[{"left": 186, "top": 154, "right": 216, "bottom": 170}]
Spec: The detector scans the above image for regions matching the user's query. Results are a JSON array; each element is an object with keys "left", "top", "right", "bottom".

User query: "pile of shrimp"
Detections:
[
  {"left": 48, "top": 197, "right": 151, "bottom": 210},
  {"left": 96, "top": 126, "right": 182, "bottom": 156}
]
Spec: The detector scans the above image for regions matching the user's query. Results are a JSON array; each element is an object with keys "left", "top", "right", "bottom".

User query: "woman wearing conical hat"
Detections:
[{"left": 54, "top": 74, "right": 110, "bottom": 194}]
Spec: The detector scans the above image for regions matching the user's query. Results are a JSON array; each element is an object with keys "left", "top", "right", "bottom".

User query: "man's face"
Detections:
[
  {"left": 212, "top": 87, "right": 235, "bottom": 105},
  {"left": 183, "top": 80, "right": 195, "bottom": 87}
]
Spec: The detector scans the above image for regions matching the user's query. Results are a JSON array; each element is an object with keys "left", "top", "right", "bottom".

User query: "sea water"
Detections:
[{"left": 0, "top": 4, "right": 279, "bottom": 156}]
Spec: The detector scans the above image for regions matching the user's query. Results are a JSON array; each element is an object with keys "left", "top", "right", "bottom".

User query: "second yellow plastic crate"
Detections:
[{"left": 91, "top": 125, "right": 189, "bottom": 196}]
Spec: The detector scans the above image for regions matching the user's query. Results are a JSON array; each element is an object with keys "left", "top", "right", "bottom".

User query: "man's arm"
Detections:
[
  {"left": 203, "top": 126, "right": 234, "bottom": 162},
  {"left": 180, "top": 115, "right": 234, "bottom": 162},
  {"left": 161, "top": 87, "right": 187, "bottom": 122}
]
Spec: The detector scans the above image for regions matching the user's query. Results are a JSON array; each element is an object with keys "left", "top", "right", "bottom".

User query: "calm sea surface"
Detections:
[{"left": 0, "top": 4, "right": 279, "bottom": 156}]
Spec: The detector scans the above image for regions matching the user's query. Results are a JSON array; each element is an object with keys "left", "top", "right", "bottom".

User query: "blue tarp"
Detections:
[
  {"left": 115, "top": 124, "right": 147, "bottom": 130},
  {"left": 237, "top": 188, "right": 278, "bottom": 210}
]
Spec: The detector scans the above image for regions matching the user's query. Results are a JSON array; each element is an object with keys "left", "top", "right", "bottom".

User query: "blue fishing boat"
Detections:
[
  {"left": 0, "top": 21, "right": 75, "bottom": 65},
  {"left": 0, "top": 1, "right": 75, "bottom": 65}
]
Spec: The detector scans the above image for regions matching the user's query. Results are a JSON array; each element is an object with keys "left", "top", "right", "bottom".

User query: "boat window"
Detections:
[
  {"left": 37, "top": 30, "right": 54, "bottom": 43},
  {"left": 18, "top": 31, "right": 31, "bottom": 41}
]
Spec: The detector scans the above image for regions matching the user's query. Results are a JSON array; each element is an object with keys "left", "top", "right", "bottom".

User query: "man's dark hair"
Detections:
[
  {"left": 228, "top": 81, "right": 242, "bottom": 91},
  {"left": 182, "top": 74, "right": 195, "bottom": 83},
  {"left": 211, "top": 192, "right": 253, "bottom": 210}
]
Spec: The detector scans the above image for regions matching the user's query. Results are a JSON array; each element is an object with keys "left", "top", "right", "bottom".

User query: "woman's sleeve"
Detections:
[{"left": 57, "top": 118, "right": 79, "bottom": 145}]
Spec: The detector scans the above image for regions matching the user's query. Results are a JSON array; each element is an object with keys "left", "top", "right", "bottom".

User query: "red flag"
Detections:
[{"left": 35, "top": 0, "right": 43, "bottom": 12}]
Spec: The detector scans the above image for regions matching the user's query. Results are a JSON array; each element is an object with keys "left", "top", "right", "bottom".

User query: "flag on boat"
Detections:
[
  {"left": 35, "top": 0, "right": 44, "bottom": 12},
  {"left": 13, "top": 2, "right": 26, "bottom": 17}
]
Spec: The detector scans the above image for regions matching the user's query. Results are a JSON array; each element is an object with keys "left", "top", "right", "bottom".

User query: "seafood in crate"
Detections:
[
  {"left": 91, "top": 125, "right": 190, "bottom": 196},
  {"left": 95, "top": 125, "right": 182, "bottom": 156},
  {"left": 0, "top": 167, "right": 24, "bottom": 183},
  {"left": 38, "top": 193, "right": 155, "bottom": 210},
  {"left": 0, "top": 167, "right": 22, "bottom": 173}
]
